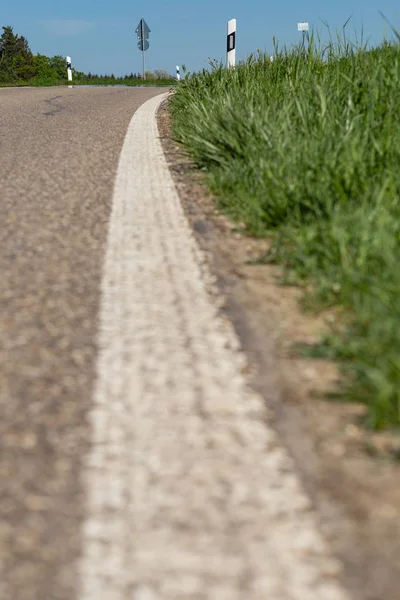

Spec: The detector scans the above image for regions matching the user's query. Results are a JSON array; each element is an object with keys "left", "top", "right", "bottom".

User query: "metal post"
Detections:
[
  {"left": 141, "top": 20, "right": 145, "bottom": 80},
  {"left": 297, "top": 22, "right": 309, "bottom": 51}
]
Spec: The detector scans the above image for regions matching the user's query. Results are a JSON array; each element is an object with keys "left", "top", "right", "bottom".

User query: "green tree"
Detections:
[
  {"left": 154, "top": 69, "right": 172, "bottom": 80},
  {"left": 0, "top": 25, "right": 35, "bottom": 82},
  {"left": 34, "top": 53, "right": 56, "bottom": 80},
  {"left": 33, "top": 54, "right": 67, "bottom": 82},
  {"left": 50, "top": 55, "right": 68, "bottom": 79}
]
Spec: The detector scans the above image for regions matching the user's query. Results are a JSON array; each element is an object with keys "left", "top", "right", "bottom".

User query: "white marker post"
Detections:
[
  {"left": 66, "top": 56, "right": 72, "bottom": 86},
  {"left": 297, "top": 22, "right": 309, "bottom": 51},
  {"left": 176, "top": 65, "right": 181, "bottom": 81},
  {"left": 227, "top": 19, "right": 236, "bottom": 68}
]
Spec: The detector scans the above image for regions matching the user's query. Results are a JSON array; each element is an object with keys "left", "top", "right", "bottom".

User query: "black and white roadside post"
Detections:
[
  {"left": 227, "top": 19, "right": 236, "bottom": 68},
  {"left": 176, "top": 65, "right": 181, "bottom": 81},
  {"left": 66, "top": 56, "right": 72, "bottom": 85},
  {"left": 135, "top": 18, "right": 150, "bottom": 81}
]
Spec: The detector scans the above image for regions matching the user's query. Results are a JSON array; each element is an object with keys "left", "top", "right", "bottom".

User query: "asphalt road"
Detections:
[
  {"left": 0, "top": 87, "right": 165, "bottom": 600},
  {"left": 0, "top": 87, "right": 351, "bottom": 600}
]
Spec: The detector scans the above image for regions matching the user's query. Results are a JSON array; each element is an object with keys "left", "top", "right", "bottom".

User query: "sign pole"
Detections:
[
  {"left": 297, "top": 22, "right": 309, "bottom": 51},
  {"left": 141, "top": 19, "right": 145, "bottom": 80},
  {"left": 135, "top": 18, "right": 150, "bottom": 80}
]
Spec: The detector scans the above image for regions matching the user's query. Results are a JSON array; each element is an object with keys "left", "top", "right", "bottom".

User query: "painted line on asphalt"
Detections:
[{"left": 78, "top": 92, "right": 351, "bottom": 600}]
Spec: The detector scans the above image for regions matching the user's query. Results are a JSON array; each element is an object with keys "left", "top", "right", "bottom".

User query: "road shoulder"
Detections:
[{"left": 158, "top": 98, "right": 400, "bottom": 600}]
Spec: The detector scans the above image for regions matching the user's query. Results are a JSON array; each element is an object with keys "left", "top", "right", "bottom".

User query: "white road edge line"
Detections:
[{"left": 78, "top": 92, "right": 351, "bottom": 600}]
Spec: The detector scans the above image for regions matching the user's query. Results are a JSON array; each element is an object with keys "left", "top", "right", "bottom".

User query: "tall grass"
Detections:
[{"left": 171, "top": 36, "right": 400, "bottom": 429}]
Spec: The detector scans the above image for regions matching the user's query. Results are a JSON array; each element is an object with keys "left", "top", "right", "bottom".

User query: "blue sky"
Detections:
[{"left": 2, "top": 1, "right": 400, "bottom": 76}]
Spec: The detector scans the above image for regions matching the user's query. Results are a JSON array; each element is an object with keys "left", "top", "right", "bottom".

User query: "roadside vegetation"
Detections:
[
  {"left": 0, "top": 25, "right": 175, "bottom": 86},
  {"left": 171, "top": 32, "right": 400, "bottom": 430}
]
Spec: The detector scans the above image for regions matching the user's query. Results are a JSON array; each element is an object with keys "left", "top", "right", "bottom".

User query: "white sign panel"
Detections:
[{"left": 297, "top": 22, "right": 309, "bottom": 32}]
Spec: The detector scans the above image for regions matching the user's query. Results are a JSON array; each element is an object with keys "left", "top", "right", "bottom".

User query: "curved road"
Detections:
[
  {"left": 0, "top": 87, "right": 164, "bottom": 599},
  {"left": 1, "top": 87, "right": 350, "bottom": 600}
]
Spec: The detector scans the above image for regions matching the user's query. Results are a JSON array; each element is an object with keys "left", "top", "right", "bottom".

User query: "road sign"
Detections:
[
  {"left": 137, "top": 40, "right": 150, "bottom": 52},
  {"left": 297, "top": 22, "right": 309, "bottom": 32},
  {"left": 136, "top": 18, "right": 151, "bottom": 47},
  {"left": 135, "top": 18, "right": 151, "bottom": 81}
]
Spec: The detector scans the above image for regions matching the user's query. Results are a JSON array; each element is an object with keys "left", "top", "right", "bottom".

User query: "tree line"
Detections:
[
  {"left": 0, "top": 25, "right": 173, "bottom": 85},
  {"left": 0, "top": 26, "right": 67, "bottom": 83}
]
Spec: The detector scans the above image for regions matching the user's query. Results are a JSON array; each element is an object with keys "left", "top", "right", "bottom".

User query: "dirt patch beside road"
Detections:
[{"left": 158, "top": 98, "right": 400, "bottom": 600}]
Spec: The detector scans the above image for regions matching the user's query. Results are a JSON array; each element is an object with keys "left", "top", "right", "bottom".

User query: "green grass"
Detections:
[
  {"left": 70, "top": 76, "right": 176, "bottom": 87},
  {"left": 170, "top": 35, "right": 400, "bottom": 430},
  {"left": 0, "top": 76, "right": 176, "bottom": 87}
]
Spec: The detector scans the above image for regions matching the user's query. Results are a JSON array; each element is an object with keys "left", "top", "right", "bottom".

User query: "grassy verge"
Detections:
[{"left": 170, "top": 38, "right": 400, "bottom": 430}]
